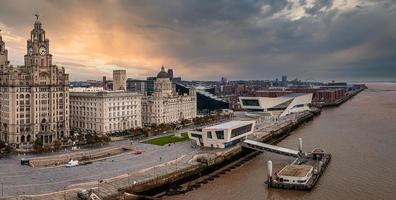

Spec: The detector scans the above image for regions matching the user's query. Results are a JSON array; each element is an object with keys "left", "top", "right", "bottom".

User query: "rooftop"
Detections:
[
  {"left": 205, "top": 120, "right": 254, "bottom": 130},
  {"left": 278, "top": 164, "right": 313, "bottom": 177}
]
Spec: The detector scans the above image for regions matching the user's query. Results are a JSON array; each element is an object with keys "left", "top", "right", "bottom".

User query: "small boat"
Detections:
[{"left": 66, "top": 159, "right": 79, "bottom": 167}]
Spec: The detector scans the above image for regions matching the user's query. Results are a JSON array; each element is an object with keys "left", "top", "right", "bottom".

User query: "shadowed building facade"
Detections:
[{"left": 0, "top": 17, "right": 70, "bottom": 146}]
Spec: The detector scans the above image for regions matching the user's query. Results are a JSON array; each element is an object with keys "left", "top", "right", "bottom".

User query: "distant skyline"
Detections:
[{"left": 0, "top": 0, "right": 395, "bottom": 82}]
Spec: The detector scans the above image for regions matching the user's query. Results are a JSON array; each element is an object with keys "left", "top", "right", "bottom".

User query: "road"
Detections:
[
  {"left": 0, "top": 141, "right": 196, "bottom": 197},
  {"left": 0, "top": 113, "right": 282, "bottom": 197}
]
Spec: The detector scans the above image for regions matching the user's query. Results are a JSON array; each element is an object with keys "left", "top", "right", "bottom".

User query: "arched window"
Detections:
[
  {"left": 20, "top": 94, "right": 24, "bottom": 99},
  {"left": 21, "top": 135, "right": 25, "bottom": 143},
  {"left": 27, "top": 135, "right": 31, "bottom": 142},
  {"left": 41, "top": 119, "right": 47, "bottom": 132}
]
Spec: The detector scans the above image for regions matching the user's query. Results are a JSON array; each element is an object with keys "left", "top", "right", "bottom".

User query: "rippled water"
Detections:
[{"left": 168, "top": 83, "right": 396, "bottom": 200}]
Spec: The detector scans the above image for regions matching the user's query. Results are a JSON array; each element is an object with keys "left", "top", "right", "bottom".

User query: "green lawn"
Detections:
[{"left": 143, "top": 132, "right": 189, "bottom": 146}]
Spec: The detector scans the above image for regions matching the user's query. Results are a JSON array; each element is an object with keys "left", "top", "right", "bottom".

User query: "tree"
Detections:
[
  {"left": 143, "top": 128, "right": 150, "bottom": 137},
  {"left": 33, "top": 138, "right": 44, "bottom": 153},
  {"left": 85, "top": 133, "right": 97, "bottom": 144},
  {"left": 98, "top": 135, "right": 111, "bottom": 143},
  {"left": 53, "top": 140, "right": 62, "bottom": 150},
  {"left": 0, "top": 140, "right": 11, "bottom": 154}
]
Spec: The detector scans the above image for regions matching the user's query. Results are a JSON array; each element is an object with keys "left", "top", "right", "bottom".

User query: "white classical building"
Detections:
[
  {"left": 239, "top": 93, "right": 313, "bottom": 118},
  {"left": 142, "top": 66, "right": 197, "bottom": 125},
  {"left": 0, "top": 17, "right": 70, "bottom": 146},
  {"left": 70, "top": 87, "right": 141, "bottom": 135},
  {"left": 188, "top": 120, "right": 255, "bottom": 148}
]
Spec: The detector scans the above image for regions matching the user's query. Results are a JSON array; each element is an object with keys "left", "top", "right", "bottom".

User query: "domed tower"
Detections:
[{"left": 154, "top": 66, "right": 173, "bottom": 96}]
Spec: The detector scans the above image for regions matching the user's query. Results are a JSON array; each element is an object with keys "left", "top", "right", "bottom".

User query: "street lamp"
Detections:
[{"left": 64, "top": 186, "right": 66, "bottom": 200}]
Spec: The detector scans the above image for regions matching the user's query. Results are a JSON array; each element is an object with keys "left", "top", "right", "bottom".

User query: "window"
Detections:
[
  {"left": 215, "top": 131, "right": 224, "bottom": 139},
  {"left": 231, "top": 124, "right": 253, "bottom": 138},
  {"left": 241, "top": 99, "right": 260, "bottom": 106},
  {"left": 191, "top": 133, "right": 202, "bottom": 139},
  {"left": 207, "top": 131, "right": 212, "bottom": 139}
]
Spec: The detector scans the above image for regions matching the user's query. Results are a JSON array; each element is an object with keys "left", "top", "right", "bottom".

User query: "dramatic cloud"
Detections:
[{"left": 0, "top": 0, "right": 395, "bottom": 81}]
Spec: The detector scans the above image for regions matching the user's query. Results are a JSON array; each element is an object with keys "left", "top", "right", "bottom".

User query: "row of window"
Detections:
[{"left": 207, "top": 130, "right": 225, "bottom": 140}]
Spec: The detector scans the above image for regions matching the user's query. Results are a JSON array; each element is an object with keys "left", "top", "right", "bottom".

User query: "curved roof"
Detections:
[{"left": 157, "top": 66, "right": 169, "bottom": 78}]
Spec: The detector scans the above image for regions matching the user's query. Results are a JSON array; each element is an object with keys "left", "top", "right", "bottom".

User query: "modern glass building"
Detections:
[
  {"left": 146, "top": 77, "right": 156, "bottom": 95},
  {"left": 188, "top": 120, "right": 255, "bottom": 148},
  {"left": 175, "top": 83, "right": 229, "bottom": 113}
]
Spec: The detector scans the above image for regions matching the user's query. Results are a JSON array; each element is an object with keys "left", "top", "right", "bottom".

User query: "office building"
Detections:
[
  {"left": 142, "top": 66, "right": 197, "bottom": 125},
  {"left": 70, "top": 87, "right": 141, "bottom": 135},
  {"left": 126, "top": 78, "right": 146, "bottom": 93},
  {"left": 0, "top": 17, "right": 70, "bottom": 146},
  {"left": 113, "top": 70, "right": 126, "bottom": 91},
  {"left": 188, "top": 120, "right": 256, "bottom": 148},
  {"left": 146, "top": 77, "right": 156, "bottom": 95}
]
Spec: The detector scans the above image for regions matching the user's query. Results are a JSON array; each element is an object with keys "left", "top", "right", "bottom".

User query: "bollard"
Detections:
[
  {"left": 298, "top": 138, "right": 303, "bottom": 152},
  {"left": 267, "top": 160, "right": 272, "bottom": 185}
]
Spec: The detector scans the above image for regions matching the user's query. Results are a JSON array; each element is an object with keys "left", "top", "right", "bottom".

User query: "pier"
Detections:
[
  {"left": 241, "top": 139, "right": 300, "bottom": 157},
  {"left": 241, "top": 138, "right": 332, "bottom": 191}
]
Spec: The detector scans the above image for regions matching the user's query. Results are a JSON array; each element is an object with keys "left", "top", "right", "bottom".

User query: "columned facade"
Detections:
[{"left": 70, "top": 88, "right": 142, "bottom": 134}]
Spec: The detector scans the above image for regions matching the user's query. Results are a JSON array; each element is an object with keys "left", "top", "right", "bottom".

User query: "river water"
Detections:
[{"left": 168, "top": 83, "right": 396, "bottom": 200}]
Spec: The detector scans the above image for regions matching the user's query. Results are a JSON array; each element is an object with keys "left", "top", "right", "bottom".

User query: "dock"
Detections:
[{"left": 242, "top": 138, "right": 331, "bottom": 191}]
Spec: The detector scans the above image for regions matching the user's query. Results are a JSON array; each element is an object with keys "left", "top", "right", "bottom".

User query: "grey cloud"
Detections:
[
  {"left": 305, "top": 0, "right": 333, "bottom": 15},
  {"left": 0, "top": 0, "right": 395, "bottom": 81}
]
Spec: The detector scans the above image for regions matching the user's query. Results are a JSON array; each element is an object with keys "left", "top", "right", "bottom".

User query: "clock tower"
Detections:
[{"left": 24, "top": 14, "right": 52, "bottom": 68}]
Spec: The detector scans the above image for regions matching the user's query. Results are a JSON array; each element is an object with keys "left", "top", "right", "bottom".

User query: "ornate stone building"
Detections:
[
  {"left": 70, "top": 87, "right": 142, "bottom": 135},
  {"left": 0, "top": 17, "right": 70, "bottom": 146},
  {"left": 142, "top": 66, "right": 197, "bottom": 125}
]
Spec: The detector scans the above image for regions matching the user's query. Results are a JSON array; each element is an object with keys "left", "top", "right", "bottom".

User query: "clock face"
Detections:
[
  {"left": 39, "top": 47, "right": 47, "bottom": 55},
  {"left": 28, "top": 47, "right": 33, "bottom": 55}
]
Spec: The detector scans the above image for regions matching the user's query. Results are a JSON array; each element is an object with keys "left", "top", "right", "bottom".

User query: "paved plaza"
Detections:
[{"left": 0, "top": 140, "right": 197, "bottom": 197}]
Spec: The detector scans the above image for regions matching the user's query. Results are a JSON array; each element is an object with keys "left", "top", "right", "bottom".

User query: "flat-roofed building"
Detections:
[
  {"left": 70, "top": 87, "right": 141, "bottom": 135},
  {"left": 188, "top": 120, "right": 255, "bottom": 148},
  {"left": 113, "top": 70, "right": 126, "bottom": 91},
  {"left": 126, "top": 78, "right": 146, "bottom": 94}
]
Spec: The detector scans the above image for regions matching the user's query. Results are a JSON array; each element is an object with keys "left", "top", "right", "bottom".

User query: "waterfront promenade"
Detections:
[{"left": 0, "top": 110, "right": 310, "bottom": 200}]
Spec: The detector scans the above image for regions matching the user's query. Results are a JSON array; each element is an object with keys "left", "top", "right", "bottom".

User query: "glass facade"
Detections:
[
  {"left": 207, "top": 131, "right": 212, "bottom": 139},
  {"left": 191, "top": 133, "right": 202, "bottom": 139},
  {"left": 231, "top": 124, "right": 253, "bottom": 138},
  {"left": 215, "top": 130, "right": 224, "bottom": 139},
  {"left": 242, "top": 99, "right": 260, "bottom": 106}
]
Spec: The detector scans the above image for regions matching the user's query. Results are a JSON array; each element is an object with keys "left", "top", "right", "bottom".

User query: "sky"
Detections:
[{"left": 0, "top": 0, "right": 395, "bottom": 82}]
